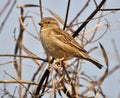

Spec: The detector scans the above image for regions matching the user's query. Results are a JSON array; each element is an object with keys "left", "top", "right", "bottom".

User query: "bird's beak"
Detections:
[{"left": 38, "top": 22, "right": 43, "bottom": 26}]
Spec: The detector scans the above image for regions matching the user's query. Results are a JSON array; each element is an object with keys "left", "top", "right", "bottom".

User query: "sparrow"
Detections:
[{"left": 39, "top": 17, "right": 103, "bottom": 69}]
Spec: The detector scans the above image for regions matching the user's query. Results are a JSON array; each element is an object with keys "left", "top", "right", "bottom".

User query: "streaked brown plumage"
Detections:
[{"left": 39, "top": 17, "right": 103, "bottom": 69}]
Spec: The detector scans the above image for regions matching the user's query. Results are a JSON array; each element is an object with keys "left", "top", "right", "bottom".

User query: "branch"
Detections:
[{"left": 72, "top": 0, "right": 106, "bottom": 38}]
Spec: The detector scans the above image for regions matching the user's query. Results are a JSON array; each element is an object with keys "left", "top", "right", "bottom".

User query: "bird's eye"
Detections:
[{"left": 47, "top": 21, "right": 50, "bottom": 24}]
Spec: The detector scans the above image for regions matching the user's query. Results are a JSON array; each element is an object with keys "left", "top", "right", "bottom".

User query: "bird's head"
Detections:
[{"left": 39, "top": 17, "right": 60, "bottom": 29}]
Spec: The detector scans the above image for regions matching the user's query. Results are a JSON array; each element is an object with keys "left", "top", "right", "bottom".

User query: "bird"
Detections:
[{"left": 39, "top": 17, "right": 103, "bottom": 69}]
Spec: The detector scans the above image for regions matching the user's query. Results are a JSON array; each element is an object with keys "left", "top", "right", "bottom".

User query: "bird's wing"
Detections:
[{"left": 53, "top": 29, "right": 87, "bottom": 53}]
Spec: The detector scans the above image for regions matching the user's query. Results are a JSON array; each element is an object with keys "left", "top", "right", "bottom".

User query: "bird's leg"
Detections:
[
  {"left": 54, "top": 57, "right": 64, "bottom": 66},
  {"left": 54, "top": 58, "right": 68, "bottom": 69}
]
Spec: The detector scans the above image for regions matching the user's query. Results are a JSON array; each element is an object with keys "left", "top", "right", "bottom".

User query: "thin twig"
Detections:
[
  {"left": 39, "top": 0, "right": 43, "bottom": 19},
  {"left": 0, "top": 0, "right": 11, "bottom": 16},
  {"left": 72, "top": 0, "right": 106, "bottom": 37},
  {"left": 4, "top": 71, "right": 33, "bottom": 97},
  {"left": 0, "top": 0, "right": 16, "bottom": 33},
  {"left": 100, "top": 8, "right": 120, "bottom": 11},
  {"left": 63, "top": 0, "right": 71, "bottom": 30},
  {"left": 0, "top": 80, "right": 38, "bottom": 85},
  {"left": 69, "top": 0, "right": 90, "bottom": 26},
  {"left": 0, "top": 54, "right": 48, "bottom": 62}
]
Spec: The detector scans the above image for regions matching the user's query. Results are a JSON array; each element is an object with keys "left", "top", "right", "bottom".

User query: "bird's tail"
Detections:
[
  {"left": 87, "top": 57, "right": 103, "bottom": 69},
  {"left": 77, "top": 51, "right": 103, "bottom": 69}
]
